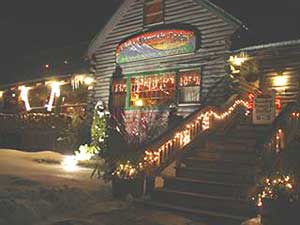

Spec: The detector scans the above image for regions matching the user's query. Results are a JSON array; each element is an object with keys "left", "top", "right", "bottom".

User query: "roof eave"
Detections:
[
  {"left": 87, "top": 0, "right": 244, "bottom": 58},
  {"left": 233, "top": 38, "right": 300, "bottom": 53},
  {"left": 197, "top": 0, "right": 243, "bottom": 28},
  {"left": 87, "top": 0, "right": 134, "bottom": 58}
]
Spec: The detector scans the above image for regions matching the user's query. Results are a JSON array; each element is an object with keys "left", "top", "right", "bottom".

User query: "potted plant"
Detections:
[
  {"left": 90, "top": 100, "right": 160, "bottom": 199},
  {"left": 250, "top": 174, "right": 299, "bottom": 225},
  {"left": 111, "top": 160, "right": 146, "bottom": 198}
]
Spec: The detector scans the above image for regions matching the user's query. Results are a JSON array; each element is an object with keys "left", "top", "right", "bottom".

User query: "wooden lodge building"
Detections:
[
  {"left": 86, "top": 0, "right": 300, "bottom": 223},
  {"left": 87, "top": 0, "right": 244, "bottom": 143},
  {"left": 87, "top": 0, "right": 300, "bottom": 143}
]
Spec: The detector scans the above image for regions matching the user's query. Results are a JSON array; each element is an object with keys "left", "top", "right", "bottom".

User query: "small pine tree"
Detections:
[{"left": 91, "top": 101, "right": 110, "bottom": 156}]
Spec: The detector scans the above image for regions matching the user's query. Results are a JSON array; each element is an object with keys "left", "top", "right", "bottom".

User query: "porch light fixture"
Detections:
[
  {"left": 229, "top": 52, "right": 249, "bottom": 67},
  {"left": 0, "top": 91, "right": 3, "bottom": 98},
  {"left": 84, "top": 76, "right": 95, "bottom": 86},
  {"left": 273, "top": 75, "right": 287, "bottom": 87}
]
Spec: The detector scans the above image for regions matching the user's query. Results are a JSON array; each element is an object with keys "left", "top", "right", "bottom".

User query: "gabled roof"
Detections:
[{"left": 87, "top": 0, "right": 242, "bottom": 58}]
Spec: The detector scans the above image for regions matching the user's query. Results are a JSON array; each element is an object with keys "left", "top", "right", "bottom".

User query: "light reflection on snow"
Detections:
[{"left": 62, "top": 155, "right": 78, "bottom": 172}]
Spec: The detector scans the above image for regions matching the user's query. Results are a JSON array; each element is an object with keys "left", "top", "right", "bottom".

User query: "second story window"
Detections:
[{"left": 144, "top": 0, "right": 164, "bottom": 26}]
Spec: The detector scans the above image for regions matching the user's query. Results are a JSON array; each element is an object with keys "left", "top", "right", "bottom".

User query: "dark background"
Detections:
[{"left": 0, "top": 0, "right": 299, "bottom": 84}]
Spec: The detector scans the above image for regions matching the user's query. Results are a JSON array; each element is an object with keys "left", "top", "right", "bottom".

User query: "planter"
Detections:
[
  {"left": 112, "top": 177, "right": 145, "bottom": 199},
  {"left": 261, "top": 198, "right": 298, "bottom": 225}
]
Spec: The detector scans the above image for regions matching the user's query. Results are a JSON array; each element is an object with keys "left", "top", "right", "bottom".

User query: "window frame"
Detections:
[
  {"left": 143, "top": 0, "right": 165, "bottom": 27},
  {"left": 177, "top": 68, "right": 202, "bottom": 105},
  {"left": 127, "top": 69, "right": 177, "bottom": 109},
  {"left": 118, "top": 67, "right": 202, "bottom": 110}
]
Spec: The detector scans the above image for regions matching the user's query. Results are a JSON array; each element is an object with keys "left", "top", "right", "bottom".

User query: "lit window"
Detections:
[
  {"left": 112, "top": 78, "right": 127, "bottom": 108},
  {"left": 179, "top": 69, "right": 201, "bottom": 103},
  {"left": 144, "top": 0, "right": 164, "bottom": 26},
  {"left": 111, "top": 77, "right": 127, "bottom": 120},
  {"left": 130, "top": 71, "right": 176, "bottom": 107}
]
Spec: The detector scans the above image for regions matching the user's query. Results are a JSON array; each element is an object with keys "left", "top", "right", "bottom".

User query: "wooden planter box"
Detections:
[
  {"left": 112, "top": 177, "right": 145, "bottom": 199},
  {"left": 261, "top": 198, "right": 299, "bottom": 225}
]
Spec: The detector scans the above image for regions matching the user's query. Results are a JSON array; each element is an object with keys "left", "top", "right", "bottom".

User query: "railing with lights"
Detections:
[
  {"left": 141, "top": 95, "right": 250, "bottom": 175},
  {"left": 253, "top": 102, "right": 300, "bottom": 208},
  {"left": 258, "top": 102, "right": 300, "bottom": 155}
]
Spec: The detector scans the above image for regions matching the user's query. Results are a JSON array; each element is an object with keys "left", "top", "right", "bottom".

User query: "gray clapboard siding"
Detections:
[{"left": 92, "top": 0, "right": 239, "bottom": 107}]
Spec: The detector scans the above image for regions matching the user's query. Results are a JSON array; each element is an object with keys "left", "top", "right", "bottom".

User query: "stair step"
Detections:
[
  {"left": 205, "top": 141, "right": 256, "bottom": 152},
  {"left": 164, "top": 177, "right": 249, "bottom": 198},
  {"left": 176, "top": 166, "right": 254, "bottom": 184},
  {"left": 139, "top": 200, "right": 248, "bottom": 225},
  {"left": 212, "top": 135, "right": 257, "bottom": 145},
  {"left": 235, "top": 124, "right": 270, "bottom": 131},
  {"left": 192, "top": 151, "right": 255, "bottom": 161},
  {"left": 152, "top": 189, "right": 254, "bottom": 217},
  {"left": 182, "top": 156, "right": 255, "bottom": 170}
]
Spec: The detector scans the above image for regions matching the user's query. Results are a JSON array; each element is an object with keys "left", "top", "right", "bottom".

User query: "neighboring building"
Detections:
[
  {"left": 0, "top": 45, "right": 94, "bottom": 115},
  {"left": 234, "top": 39, "right": 300, "bottom": 105}
]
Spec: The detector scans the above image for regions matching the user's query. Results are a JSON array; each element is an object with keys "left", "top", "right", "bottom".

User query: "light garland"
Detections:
[
  {"left": 275, "top": 129, "right": 284, "bottom": 152},
  {"left": 71, "top": 75, "right": 85, "bottom": 89},
  {"left": 291, "top": 112, "right": 300, "bottom": 118},
  {"left": 18, "top": 86, "right": 32, "bottom": 111},
  {"left": 113, "top": 99, "right": 249, "bottom": 178},
  {"left": 229, "top": 52, "right": 249, "bottom": 67},
  {"left": 71, "top": 75, "right": 95, "bottom": 89},
  {"left": 131, "top": 73, "right": 176, "bottom": 93},
  {"left": 113, "top": 161, "right": 143, "bottom": 180},
  {"left": 143, "top": 99, "right": 249, "bottom": 166},
  {"left": 113, "top": 83, "right": 127, "bottom": 93},
  {"left": 252, "top": 175, "right": 295, "bottom": 207},
  {"left": 229, "top": 52, "right": 249, "bottom": 74},
  {"left": 179, "top": 74, "right": 200, "bottom": 87},
  {"left": 46, "top": 81, "right": 63, "bottom": 112}
]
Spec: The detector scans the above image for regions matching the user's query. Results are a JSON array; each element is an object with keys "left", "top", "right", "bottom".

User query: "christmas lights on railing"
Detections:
[
  {"left": 291, "top": 112, "right": 300, "bottom": 118},
  {"left": 112, "top": 99, "right": 250, "bottom": 178},
  {"left": 142, "top": 99, "right": 249, "bottom": 166},
  {"left": 275, "top": 128, "right": 284, "bottom": 152},
  {"left": 266, "top": 111, "right": 300, "bottom": 153}
]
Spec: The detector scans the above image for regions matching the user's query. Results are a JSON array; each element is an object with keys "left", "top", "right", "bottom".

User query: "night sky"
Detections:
[{"left": 0, "top": 0, "right": 300, "bottom": 84}]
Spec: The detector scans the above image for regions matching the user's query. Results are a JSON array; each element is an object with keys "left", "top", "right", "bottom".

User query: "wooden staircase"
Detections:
[{"left": 144, "top": 117, "right": 269, "bottom": 225}]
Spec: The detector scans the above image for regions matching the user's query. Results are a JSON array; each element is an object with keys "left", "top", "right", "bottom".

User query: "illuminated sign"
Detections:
[{"left": 116, "top": 29, "right": 197, "bottom": 64}]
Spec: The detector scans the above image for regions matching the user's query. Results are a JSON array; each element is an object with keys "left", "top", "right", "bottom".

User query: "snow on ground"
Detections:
[{"left": 0, "top": 149, "right": 210, "bottom": 225}]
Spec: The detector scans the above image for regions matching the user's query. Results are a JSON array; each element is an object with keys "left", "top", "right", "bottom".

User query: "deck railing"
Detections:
[
  {"left": 258, "top": 102, "right": 300, "bottom": 154},
  {"left": 141, "top": 95, "right": 249, "bottom": 175}
]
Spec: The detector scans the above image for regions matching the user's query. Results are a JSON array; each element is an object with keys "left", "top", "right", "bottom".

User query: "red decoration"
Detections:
[{"left": 248, "top": 93, "right": 255, "bottom": 111}]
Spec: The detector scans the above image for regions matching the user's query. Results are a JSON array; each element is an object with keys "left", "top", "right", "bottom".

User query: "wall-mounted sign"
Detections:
[
  {"left": 116, "top": 29, "right": 197, "bottom": 64},
  {"left": 253, "top": 91, "right": 276, "bottom": 125}
]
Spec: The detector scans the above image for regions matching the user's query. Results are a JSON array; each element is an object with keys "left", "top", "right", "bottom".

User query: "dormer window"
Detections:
[{"left": 144, "top": 0, "right": 164, "bottom": 26}]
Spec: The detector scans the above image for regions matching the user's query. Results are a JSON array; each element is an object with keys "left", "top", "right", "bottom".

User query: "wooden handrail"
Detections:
[
  {"left": 141, "top": 95, "right": 249, "bottom": 176},
  {"left": 257, "top": 102, "right": 300, "bottom": 155}
]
